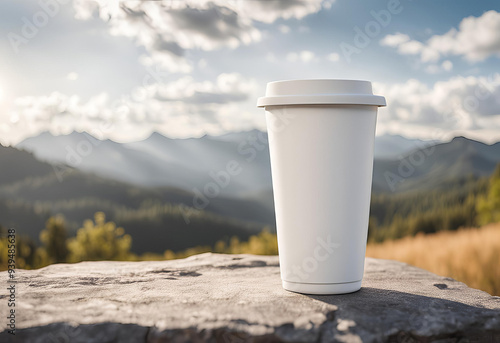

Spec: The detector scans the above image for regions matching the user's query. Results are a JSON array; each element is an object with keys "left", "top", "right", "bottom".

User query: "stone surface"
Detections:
[{"left": 1, "top": 253, "right": 499, "bottom": 342}]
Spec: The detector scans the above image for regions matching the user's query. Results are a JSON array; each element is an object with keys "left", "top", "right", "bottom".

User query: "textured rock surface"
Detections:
[{"left": 1, "top": 253, "right": 499, "bottom": 342}]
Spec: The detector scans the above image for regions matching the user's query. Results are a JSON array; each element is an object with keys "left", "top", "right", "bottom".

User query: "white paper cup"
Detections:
[{"left": 257, "top": 79, "right": 386, "bottom": 295}]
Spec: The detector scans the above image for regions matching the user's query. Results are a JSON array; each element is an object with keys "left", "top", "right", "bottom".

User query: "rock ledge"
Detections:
[{"left": 1, "top": 253, "right": 499, "bottom": 342}]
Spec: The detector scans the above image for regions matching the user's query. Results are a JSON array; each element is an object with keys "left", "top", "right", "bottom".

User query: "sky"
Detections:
[{"left": 1, "top": 0, "right": 500, "bottom": 145}]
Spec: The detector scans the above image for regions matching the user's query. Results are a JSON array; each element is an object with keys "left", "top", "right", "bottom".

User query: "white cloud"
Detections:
[
  {"left": 7, "top": 72, "right": 500, "bottom": 145},
  {"left": 327, "top": 52, "right": 340, "bottom": 62},
  {"left": 7, "top": 73, "right": 262, "bottom": 142},
  {"left": 232, "top": 0, "right": 328, "bottom": 23},
  {"left": 287, "top": 50, "right": 316, "bottom": 63},
  {"left": 424, "top": 60, "right": 453, "bottom": 74},
  {"left": 152, "top": 73, "right": 258, "bottom": 104},
  {"left": 442, "top": 60, "right": 453, "bottom": 71},
  {"left": 374, "top": 74, "right": 500, "bottom": 139},
  {"left": 8, "top": 92, "right": 115, "bottom": 138},
  {"left": 380, "top": 33, "right": 410, "bottom": 47},
  {"left": 279, "top": 25, "right": 291, "bottom": 34},
  {"left": 380, "top": 33, "right": 440, "bottom": 62},
  {"left": 73, "top": 0, "right": 331, "bottom": 71},
  {"left": 300, "top": 50, "right": 315, "bottom": 63},
  {"left": 380, "top": 10, "right": 500, "bottom": 63}
]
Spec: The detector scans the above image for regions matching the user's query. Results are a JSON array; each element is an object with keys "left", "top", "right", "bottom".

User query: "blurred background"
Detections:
[{"left": 0, "top": 0, "right": 499, "bottom": 295}]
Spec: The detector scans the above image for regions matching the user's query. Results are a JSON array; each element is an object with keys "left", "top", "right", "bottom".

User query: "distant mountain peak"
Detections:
[
  {"left": 451, "top": 135, "right": 477, "bottom": 144},
  {"left": 448, "top": 136, "right": 492, "bottom": 148},
  {"left": 147, "top": 131, "right": 166, "bottom": 138},
  {"left": 27, "top": 130, "right": 100, "bottom": 141},
  {"left": 68, "top": 130, "right": 100, "bottom": 140},
  {"left": 144, "top": 131, "right": 172, "bottom": 142}
]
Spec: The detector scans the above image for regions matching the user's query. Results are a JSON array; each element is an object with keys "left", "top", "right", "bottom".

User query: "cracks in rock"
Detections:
[
  {"left": 217, "top": 260, "right": 279, "bottom": 269},
  {"left": 433, "top": 283, "right": 448, "bottom": 290},
  {"left": 149, "top": 269, "right": 202, "bottom": 277},
  {"left": 21, "top": 269, "right": 203, "bottom": 290},
  {"left": 144, "top": 325, "right": 151, "bottom": 343}
]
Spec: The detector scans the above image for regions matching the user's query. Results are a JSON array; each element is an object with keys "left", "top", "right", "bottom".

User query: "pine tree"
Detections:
[
  {"left": 40, "top": 215, "right": 69, "bottom": 263},
  {"left": 67, "top": 212, "right": 132, "bottom": 262}
]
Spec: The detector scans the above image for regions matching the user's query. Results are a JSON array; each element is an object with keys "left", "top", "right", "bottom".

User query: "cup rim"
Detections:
[{"left": 257, "top": 79, "right": 386, "bottom": 108}]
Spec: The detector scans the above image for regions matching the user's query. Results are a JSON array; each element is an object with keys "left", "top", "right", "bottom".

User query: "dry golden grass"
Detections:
[{"left": 366, "top": 223, "right": 500, "bottom": 296}]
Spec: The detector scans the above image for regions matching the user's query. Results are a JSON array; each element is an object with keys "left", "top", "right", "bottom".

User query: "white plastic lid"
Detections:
[{"left": 257, "top": 79, "right": 386, "bottom": 107}]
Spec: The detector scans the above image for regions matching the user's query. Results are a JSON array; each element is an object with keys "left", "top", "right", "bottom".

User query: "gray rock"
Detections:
[{"left": 1, "top": 253, "right": 499, "bottom": 342}]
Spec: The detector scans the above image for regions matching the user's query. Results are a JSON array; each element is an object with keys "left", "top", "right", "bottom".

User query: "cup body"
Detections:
[
  {"left": 258, "top": 79, "right": 385, "bottom": 294},
  {"left": 265, "top": 105, "right": 377, "bottom": 294}
]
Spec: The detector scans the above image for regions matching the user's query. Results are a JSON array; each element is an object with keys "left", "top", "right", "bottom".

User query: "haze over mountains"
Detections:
[
  {"left": 17, "top": 130, "right": 448, "bottom": 194},
  {"left": 16, "top": 130, "right": 500, "bottom": 194},
  {"left": 17, "top": 130, "right": 272, "bottom": 196}
]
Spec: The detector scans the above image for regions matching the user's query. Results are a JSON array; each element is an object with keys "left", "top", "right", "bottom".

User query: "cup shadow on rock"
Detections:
[{"left": 307, "top": 287, "right": 500, "bottom": 342}]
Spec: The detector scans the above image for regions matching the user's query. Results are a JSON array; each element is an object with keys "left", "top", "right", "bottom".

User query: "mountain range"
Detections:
[
  {"left": 3, "top": 131, "right": 500, "bottom": 253},
  {"left": 17, "top": 130, "right": 444, "bottom": 195},
  {"left": 16, "top": 131, "right": 500, "bottom": 194},
  {"left": 373, "top": 136, "right": 500, "bottom": 192},
  {"left": 17, "top": 130, "right": 272, "bottom": 196}
]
